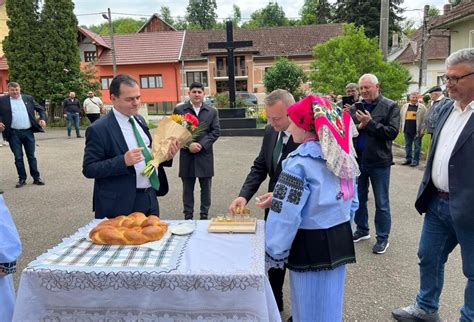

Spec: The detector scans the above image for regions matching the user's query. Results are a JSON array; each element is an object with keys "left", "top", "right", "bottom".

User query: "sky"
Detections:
[{"left": 74, "top": 0, "right": 448, "bottom": 29}]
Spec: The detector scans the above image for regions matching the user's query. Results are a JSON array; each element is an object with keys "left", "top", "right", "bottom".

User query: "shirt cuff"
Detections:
[{"left": 0, "top": 261, "right": 17, "bottom": 274}]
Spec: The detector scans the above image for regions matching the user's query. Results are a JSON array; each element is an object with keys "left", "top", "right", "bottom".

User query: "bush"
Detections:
[{"left": 214, "top": 93, "right": 247, "bottom": 108}]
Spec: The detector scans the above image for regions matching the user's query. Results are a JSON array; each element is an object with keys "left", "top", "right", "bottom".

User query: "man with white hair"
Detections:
[
  {"left": 352, "top": 73, "right": 400, "bottom": 254},
  {"left": 393, "top": 48, "right": 474, "bottom": 321}
]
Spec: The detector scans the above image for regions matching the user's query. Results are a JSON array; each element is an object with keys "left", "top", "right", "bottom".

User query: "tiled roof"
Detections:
[
  {"left": 181, "top": 24, "right": 343, "bottom": 61},
  {"left": 396, "top": 28, "right": 450, "bottom": 64},
  {"left": 97, "top": 30, "right": 185, "bottom": 65},
  {"left": 78, "top": 26, "right": 110, "bottom": 49},
  {"left": 430, "top": 1, "right": 474, "bottom": 29}
]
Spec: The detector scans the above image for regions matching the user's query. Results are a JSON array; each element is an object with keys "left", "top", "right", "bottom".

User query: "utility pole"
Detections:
[
  {"left": 418, "top": 5, "right": 429, "bottom": 92},
  {"left": 379, "top": 0, "right": 389, "bottom": 60},
  {"left": 102, "top": 8, "right": 117, "bottom": 77}
]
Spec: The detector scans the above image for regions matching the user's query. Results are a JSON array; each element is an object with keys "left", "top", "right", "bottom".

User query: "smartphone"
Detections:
[
  {"left": 342, "top": 95, "right": 355, "bottom": 106},
  {"left": 355, "top": 102, "right": 365, "bottom": 112}
]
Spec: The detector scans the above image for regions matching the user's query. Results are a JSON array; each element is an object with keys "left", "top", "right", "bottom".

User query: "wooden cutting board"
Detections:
[{"left": 207, "top": 217, "right": 257, "bottom": 233}]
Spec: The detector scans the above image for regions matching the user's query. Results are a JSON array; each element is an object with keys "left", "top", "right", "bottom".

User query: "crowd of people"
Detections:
[{"left": 0, "top": 47, "right": 473, "bottom": 321}]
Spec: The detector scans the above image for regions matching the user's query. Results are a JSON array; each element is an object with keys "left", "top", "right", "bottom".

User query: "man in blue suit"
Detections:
[
  {"left": 83, "top": 74, "right": 179, "bottom": 219},
  {"left": 0, "top": 82, "right": 47, "bottom": 188},
  {"left": 393, "top": 48, "right": 474, "bottom": 321}
]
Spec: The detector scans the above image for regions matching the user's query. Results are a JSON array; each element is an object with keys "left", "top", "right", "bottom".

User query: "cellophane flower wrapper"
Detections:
[{"left": 141, "top": 116, "right": 193, "bottom": 177}]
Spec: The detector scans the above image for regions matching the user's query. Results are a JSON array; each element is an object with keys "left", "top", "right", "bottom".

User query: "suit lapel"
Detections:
[
  {"left": 107, "top": 111, "right": 129, "bottom": 155},
  {"left": 451, "top": 113, "right": 474, "bottom": 156},
  {"left": 133, "top": 115, "right": 152, "bottom": 144}
]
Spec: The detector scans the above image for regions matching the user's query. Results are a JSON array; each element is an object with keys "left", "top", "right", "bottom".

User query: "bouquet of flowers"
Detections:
[{"left": 141, "top": 113, "right": 204, "bottom": 177}]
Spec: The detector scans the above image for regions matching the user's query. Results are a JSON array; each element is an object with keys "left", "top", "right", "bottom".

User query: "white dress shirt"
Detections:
[
  {"left": 10, "top": 97, "right": 31, "bottom": 130},
  {"left": 431, "top": 100, "right": 474, "bottom": 192},
  {"left": 191, "top": 102, "right": 202, "bottom": 116},
  {"left": 113, "top": 108, "right": 153, "bottom": 189}
]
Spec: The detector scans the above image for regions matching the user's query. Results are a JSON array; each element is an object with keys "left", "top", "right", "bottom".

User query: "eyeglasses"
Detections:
[{"left": 442, "top": 71, "right": 474, "bottom": 84}]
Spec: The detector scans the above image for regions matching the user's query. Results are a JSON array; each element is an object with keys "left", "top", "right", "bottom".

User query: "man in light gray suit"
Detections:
[{"left": 393, "top": 48, "right": 474, "bottom": 321}]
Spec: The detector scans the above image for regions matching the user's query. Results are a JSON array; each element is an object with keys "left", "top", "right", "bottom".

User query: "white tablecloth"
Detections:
[{"left": 13, "top": 220, "right": 280, "bottom": 321}]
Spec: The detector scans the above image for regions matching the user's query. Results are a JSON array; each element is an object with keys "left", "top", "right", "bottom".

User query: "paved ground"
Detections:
[{"left": 0, "top": 128, "right": 465, "bottom": 321}]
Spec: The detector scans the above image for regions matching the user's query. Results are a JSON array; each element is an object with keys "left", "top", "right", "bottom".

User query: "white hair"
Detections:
[
  {"left": 358, "top": 73, "right": 379, "bottom": 85},
  {"left": 446, "top": 48, "right": 474, "bottom": 71}
]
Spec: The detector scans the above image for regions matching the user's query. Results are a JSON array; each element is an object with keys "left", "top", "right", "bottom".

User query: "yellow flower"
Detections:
[{"left": 170, "top": 114, "right": 184, "bottom": 123}]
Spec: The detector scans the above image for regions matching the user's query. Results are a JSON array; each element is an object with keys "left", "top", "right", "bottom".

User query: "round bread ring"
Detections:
[{"left": 89, "top": 213, "right": 168, "bottom": 245}]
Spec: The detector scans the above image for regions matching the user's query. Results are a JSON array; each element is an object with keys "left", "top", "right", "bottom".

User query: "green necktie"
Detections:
[
  {"left": 272, "top": 132, "right": 285, "bottom": 169},
  {"left": 129, "top": 117, "right": 160, "bottom": 190}
]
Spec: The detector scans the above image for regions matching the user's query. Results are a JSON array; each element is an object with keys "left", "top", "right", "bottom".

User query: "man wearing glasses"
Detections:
[
  {"left": 83, "top": 91, "right": 103, "bottom": 124},
  {"left": 393, "top": 48, "right": 474, "bottom": 321}
]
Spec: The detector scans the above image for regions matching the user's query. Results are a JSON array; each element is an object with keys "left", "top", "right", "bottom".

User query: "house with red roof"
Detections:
[{"left": 78, "top": 27, "right": 184, "bottom": 108}]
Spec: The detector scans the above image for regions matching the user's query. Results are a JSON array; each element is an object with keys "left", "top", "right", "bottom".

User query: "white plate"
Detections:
[{"left": 169, "top": 223, "right": 195, "bottom": 236}]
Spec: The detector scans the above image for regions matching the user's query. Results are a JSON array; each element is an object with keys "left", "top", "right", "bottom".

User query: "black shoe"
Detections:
[
  {"left": 392, "top": 303, "right": 441, "bottom": 321},
  {"left": 401, "top": 160, "right": 411, "bottom": 165},
  {"left": 33, "top": 178, "right": 45, "bottom": 185},
  {"left": 77, "top": 135, "right": 83, "bottom": 138},
  {"left": 373, "top": 239, "right": 389, "bottom": 254},
  {"left": 410, "top": 162, "right": 419, "bottom": 167},
  {"left": 15, "top": 180, "right": 26, "bottom": 188},
  {"left": 200, "top": 214, "right": 208, "bottom": 220},
  {"left": 184, "top": 214, "right": 193, "bottom": 220},
  {"left": 353, "top": 230, "right": 370, "bottom": 242}
]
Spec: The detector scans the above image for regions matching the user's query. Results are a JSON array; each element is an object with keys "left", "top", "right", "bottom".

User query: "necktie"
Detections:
[
  {"left": 129, "top": 117, "right": 160, "bottom": 190},
  {"left": 272, "top": 132, "right": 285, "bottom": 170}
]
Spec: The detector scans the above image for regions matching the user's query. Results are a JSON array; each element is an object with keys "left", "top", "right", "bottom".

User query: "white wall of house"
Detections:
[
  {"left": 401, "top": 59, "right": 446, "bottom": 94},
  {"left": 448, "top": 19, "right": 474, "bottom": 52}
]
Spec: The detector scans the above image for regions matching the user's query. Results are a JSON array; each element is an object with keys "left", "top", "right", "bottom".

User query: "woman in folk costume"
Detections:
[
  {"left": 0, "top": 193, "right": 22, "bottom": 322},
  {"left": 264, "top": 95, "right": 360, "bottom": 321}
]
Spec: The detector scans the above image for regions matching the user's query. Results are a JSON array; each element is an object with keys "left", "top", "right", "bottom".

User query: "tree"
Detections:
[
  {"left": 232, "top": 5, "right": 242, "bottom": 27},
  {"left": 310, "top": 24, "right": 410, "bottom": 99},
  {"left": 160, "top": 6, "right": 175, "bottom": 26},
  {"left": 264, "top": 57, "right": 306, "bottom": 99},
  {"left": 300, "top": 0, "right": 333, "bottom": 25},
  {"left": 241, "top": 2, "right": 288, "bottom": 28},
  {"left": 186, "top": 0, "right": 217, "bottom": 30},
  {"left": 3, "top": 0, "right": 43, "bottom": 98},
  {"left": 333, "top": 0, "right": 404, "bottom": 40},
  {"left": 400, "top": 19, "right": 417, "bottom": 37},
  {"left": 88, "top": 17, "right": 146, "bottom": 35},
  {"left": 428, "top": 6, "right": 440, "bottom": 17},
  {"left": 39, "top": 0, "right": 82, "bottom": 108}
]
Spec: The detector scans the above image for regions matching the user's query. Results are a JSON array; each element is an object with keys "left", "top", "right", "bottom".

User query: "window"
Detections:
[
  {"left": 100, "top": 76, "right": 114, "bottom": 90},
  {"left": 140, "top": 75, "right": 163, "bottom": 89},
  {"left": 84, "top": 51, "right": 97, "bottom": 62},
  {"left": 186, "top": 71, "right": 208, "bottom": 87}
]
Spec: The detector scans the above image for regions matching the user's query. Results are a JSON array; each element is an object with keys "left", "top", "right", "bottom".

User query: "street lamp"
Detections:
[{"left": 102, "top": 8, "right": 117, "bottom": 77}]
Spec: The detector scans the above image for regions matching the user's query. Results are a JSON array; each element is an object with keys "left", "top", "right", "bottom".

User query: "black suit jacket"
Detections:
[
  {"left": 239, "top": 124, "right": 299, "bottom": 201},
  {"left": 0, "top": 94, "right": 46, "bottom": 141},
  {"left": 415, "top": 100, "right": 474, "bottom": 230},
  {"left": 82, "top": 111, "right": 171, "bottom": 219},
  {"left": 173, "top": 102, "right": 220, "bottom": 178}
]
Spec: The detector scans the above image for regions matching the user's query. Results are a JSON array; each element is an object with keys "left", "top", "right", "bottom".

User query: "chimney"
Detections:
[
  {"left": 443, "top": 4, "right": 452, "bottom": 15},
  {"left": 392, "top": 32, "right": 399, "bottom": 47}
]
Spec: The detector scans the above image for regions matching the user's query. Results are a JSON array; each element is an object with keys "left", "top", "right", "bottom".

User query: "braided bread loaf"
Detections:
[{"left": 89, "top": 212, "right": 168, "bottom": 245}]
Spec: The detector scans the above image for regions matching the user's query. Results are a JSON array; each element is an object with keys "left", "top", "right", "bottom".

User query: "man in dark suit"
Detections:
[
  {"left": 228, "top": 89, "right": 299, "bottom": 312},
  {"left": 83, "top": 74, "right": 178, "bottom": 219},
  {"left": 0, "top": 82, "right": 47, "bottom": 188},
  {"left": 393, "top": 48, "right": 474, "bottom": 321},
  {"left": 173, "top": 82, "right": 220, "bottom": 220}
]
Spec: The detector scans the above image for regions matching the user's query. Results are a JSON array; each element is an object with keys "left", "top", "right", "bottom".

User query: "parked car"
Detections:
[
  {"left": 204, "top": 95, "right": 215, "bottom": 107},
  {"left": 236, "top": 92, "right": 258, "bottom": 106}
]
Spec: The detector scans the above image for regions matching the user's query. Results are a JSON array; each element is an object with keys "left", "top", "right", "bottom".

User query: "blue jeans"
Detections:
[
  {"left": 416, "top": 195, "right": 474, "bottom": 321},
  {"left": 8, "top": 129, "right": 40, "bottom": 181},
  {"left": 404, "top": 133, "right": 422, "bottom": 164},
  {"left": 66, "top": 112, "right": 80, "bottom": 137},
  {"left": 354, "top": 166, "right": 391, "bottom": 241}
]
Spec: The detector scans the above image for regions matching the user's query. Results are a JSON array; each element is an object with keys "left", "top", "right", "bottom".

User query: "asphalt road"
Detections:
[{"left": 0, "top": 128, "right": 464, "bottom": 321}]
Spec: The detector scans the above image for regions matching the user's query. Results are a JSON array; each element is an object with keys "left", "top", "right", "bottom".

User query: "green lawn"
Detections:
[{"left": 394, "top": 133, "right": 431, "bottom": 160}]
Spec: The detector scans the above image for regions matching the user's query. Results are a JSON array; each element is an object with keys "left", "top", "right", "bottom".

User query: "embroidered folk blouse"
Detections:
[{"left": 265, "top": 140, "right": 358, "bottom": 266}]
